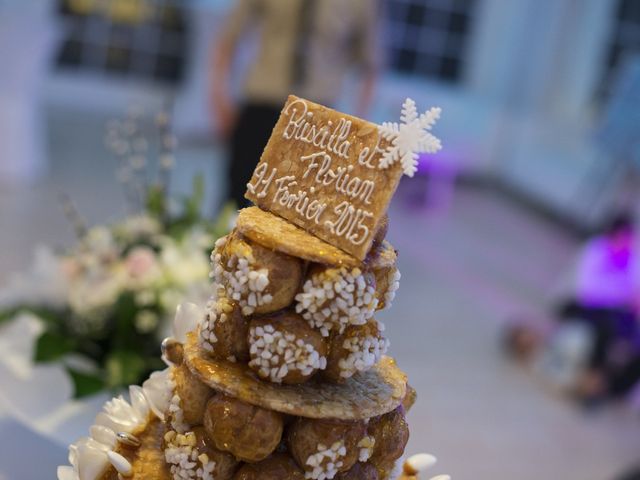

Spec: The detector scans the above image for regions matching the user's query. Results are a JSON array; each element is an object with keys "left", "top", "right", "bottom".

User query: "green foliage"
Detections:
[
  {"left": 35, "top": 331, "right": 76, "bottom": 362},
  {"left": 0, "top": 307, "right": 18, "bottom": 325},
  {"left": 145, "top": 184, "right": 166, "bottom": 219},
  {"left": 183, "top": 174, "right": 205, "bottom": 225},
  {"left": 112, "top": 292, "right": 138, "bottom": 348},
  {"left": 0, "top": 306, "right": 66, "bottom": 327},
  {"left": 167, "top": 174, "right": 206, "bottom": 239},
  {"left": 211, "top": 201, "right": 237, "bottom": 239},
  {"left": 105, "top": 351, "right": 147, "bottom": 389},
  {"left": 0, "top": 169, "right": 233, "bottom": 398},
  {"left": 68, "top": 368, "right": 105, "bottom": 398}
]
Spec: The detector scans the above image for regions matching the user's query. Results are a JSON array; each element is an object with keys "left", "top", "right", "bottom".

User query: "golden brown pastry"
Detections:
[
  {"left": 374, "top": 460, "right": 397, "bottom": 480},
  {"left": 372, "top": 215, "right": 389, "bottom": 248},
  {"left": 372, "top": 265, "right": 400, "bottom": 311},
  {"left": 368, "top": 407, "right": 409, "bottom": 469},
  {"left": 365, "top": 241, "right": 400, "bottom": 312},
  {"left": 203, "top": 394, "right": 284, "bottom": 462},
  {"left": 170, "top": 364, "right": 213, "bottom": 426},
  {"left": 212, "top": 231, "right": 304, "bottom": 316},
  {"left": 402, "top": 384, "right": 417, "bottom": 413},
  {"left": 248, "top": 312, "right": 328, "bottom": 384},
  {"left": 233, "top": 453, "right": 305, "bottom": 480},
  {"left": 323, "top": 320, "right": 389, "bottom": 383},
  {"left": 192, "top": 426, "right": 239, "bottom": 479},
  {"left": 295, "top": 264, "right": 378, "bottom": 337},
  {"left": 200, "top": 297, "right": 250, "bottom": 362},
  {"left": 288, "top": 418, "right": 366, "bottom": 478},
  {"left": 98, "top": 417, "right": 171, "bottom": 480}
]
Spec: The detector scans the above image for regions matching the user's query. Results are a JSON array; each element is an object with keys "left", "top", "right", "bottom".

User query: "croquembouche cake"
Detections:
[{"left": 57, "top": 96, "right": 448, "bottom": 480}]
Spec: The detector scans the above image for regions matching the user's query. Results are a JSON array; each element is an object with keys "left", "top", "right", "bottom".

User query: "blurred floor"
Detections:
[{"left": 1, "top": 107, "right": 639, "bottom": 479}]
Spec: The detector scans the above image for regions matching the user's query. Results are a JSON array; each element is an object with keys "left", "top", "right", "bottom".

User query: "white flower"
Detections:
[
  {"left": 379, "top": 98, "right": 442, "bottom": 177},
  {"left": 0, "top": 313, "right": 45, "bottom": 379},
  {"left": 114, "top": 214, "right": 162, "bottom": 240},
  {"left": 134, "top": 310, "right": 159, "bottom": 333},
  {"left": 135, "top": 290, "right": 155, "bottom": 306},
  {"left": 67, "top": 269, "right": 125, "bottom": 327},
  {"left": 0, "top": 246, "right": 70, "bottom": 309},
  {"left": 159, "top": 288, "right": 182, "bottom": 314},
  {"left": 124, "top": 246, "right": 162, "bottom": 289},
  {"left": 159, "top": 241, "right": 209, "bottom": 287},
  {"left": 83, "top": 227, "right": 117, "bottom": 258}
]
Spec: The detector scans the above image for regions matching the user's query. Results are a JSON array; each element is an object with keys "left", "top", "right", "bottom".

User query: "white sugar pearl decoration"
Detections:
[
  {"left": 304, "top": 441, "right": 346, "bottom": 479},
  {"left": 295, "top": 267, "right": 378, "bottom": 337},
  {"left": 338, "top": 329, "right": 389, "bottom": 378},
  {"left": 248, "top": 324, "right": 326, "bottom": 383},
  {"left": 210, "top": 235, "right": 272, "bottom": 316},
  {"left": 164, "top": 430, "right": 217, "bottom": 480}
]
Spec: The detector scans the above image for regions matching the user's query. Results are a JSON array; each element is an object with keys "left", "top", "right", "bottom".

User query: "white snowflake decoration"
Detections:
[{"left": 378, "top": 98, "right": 442, "bottom": 177}]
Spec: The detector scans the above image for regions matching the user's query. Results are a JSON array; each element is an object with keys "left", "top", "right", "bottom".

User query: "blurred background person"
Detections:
[
  {"left": 506, "top": 213, "right": 640, "bottom": 406},
  {"left": 562, "top": 213, "right": 640, "bottom": 402},
  {"left": 617, "top": 465, "right": 640, "bottom": 480},
  {"left": 209, "top": 0, "right": 380, "bottom": 208}
]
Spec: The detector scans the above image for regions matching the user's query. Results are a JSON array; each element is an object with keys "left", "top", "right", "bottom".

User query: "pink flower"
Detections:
[
  {"left": 60, "top": 257, "right": 81, "bottom": 281},
  {"left": 125, "top": 247, "right": 158, "bottom": 279}
]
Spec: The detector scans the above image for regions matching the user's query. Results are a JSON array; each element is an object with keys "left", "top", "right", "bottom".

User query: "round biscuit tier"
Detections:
[{"left": 185, "top": 331, "right": 407, "bottom": 420}]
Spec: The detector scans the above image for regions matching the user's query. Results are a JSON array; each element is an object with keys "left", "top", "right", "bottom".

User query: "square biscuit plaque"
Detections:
[{"left": 245, "top": 95, "right": 403, "bottom": 261}]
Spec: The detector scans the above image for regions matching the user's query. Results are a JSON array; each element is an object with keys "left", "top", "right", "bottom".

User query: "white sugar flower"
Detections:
[
  {"left": 379, "top": 98, "right": 442, "bottom": 177},
  {"left": 172, "top": 302, "right": 201, "bottom": 343},
  {"left": 57, "top": 370, "right": 174, "bottom": 480},
  {"left": 400, "top": 453, "right": 452, "bottom": 480},
  {"left": 83, "top": 226, "right": 117, "bottom": 257}
]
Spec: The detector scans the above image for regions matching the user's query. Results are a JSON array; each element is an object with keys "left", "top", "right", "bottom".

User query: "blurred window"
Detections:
[
  {"left": 385, "top": 0, "right": 477, "bottom": 83},
  {"left": 55, "top": 0, "right": 189, "bottom": 85},
  {"left": 601, "top": 0, "right": 640, "bottom": 96}
]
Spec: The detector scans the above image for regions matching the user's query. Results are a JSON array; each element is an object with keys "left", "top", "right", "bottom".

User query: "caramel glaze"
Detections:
[{"left": 98, "top": 416, "right": 171, "bottom": 480}]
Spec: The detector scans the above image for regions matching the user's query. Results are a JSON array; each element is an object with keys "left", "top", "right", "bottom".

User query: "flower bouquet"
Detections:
[{"left": 0, "top": 108, "right": 232, "bottom": 400}]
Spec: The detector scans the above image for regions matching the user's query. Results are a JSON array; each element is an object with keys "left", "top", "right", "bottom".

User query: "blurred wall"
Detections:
[
  {"left": 0, "top": 0, "right": 632, "bottom": 229},
  {"left": 0, "top": 0, "right": 56, "bottom": 183}
]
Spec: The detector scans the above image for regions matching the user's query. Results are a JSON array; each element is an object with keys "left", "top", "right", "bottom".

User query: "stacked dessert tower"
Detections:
[{"left": 58, "top": 96, "right": 446, "bottom": 480}]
